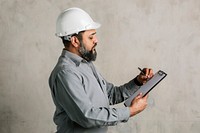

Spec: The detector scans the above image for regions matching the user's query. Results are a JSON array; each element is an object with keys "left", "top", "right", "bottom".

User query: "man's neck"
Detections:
[{"left": 64, "top": 46, "right": 81, "bottom": 57}]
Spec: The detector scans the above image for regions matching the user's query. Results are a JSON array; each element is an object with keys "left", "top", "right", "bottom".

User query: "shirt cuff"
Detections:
[{"left": 134, "top": 77, "right": 143, "bottom": 86}]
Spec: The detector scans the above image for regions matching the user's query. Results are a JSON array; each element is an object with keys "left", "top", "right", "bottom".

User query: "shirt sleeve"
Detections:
[
  {"left": 106, "top": 79, "right": 140, "bottom": 105},
  {"left": 54, "top": 69, "right": 130, "bottom": 128}
]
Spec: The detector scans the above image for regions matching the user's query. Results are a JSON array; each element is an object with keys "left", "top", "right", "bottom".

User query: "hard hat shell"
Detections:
[{"left": 56, "top": 7, "right": 101, "bottom": 37}]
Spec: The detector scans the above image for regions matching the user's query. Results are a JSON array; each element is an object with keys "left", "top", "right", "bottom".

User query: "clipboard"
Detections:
[{"left": 124, "top": 70, "right": 167, "bottom": 107}]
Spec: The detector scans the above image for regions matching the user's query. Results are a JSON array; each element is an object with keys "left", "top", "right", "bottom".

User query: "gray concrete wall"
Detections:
[{"left": 0, "top": 0, "right": 200, "bottom": 133}]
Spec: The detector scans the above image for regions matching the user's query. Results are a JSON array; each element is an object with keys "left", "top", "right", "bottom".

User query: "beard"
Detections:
[{"left": 78, "top": 42, "right": 97, "bottom": 62}]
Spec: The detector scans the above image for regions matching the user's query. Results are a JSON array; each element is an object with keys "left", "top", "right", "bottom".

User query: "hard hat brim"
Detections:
[
  {"left": 84, "top": 22, "right": 101, "bottom": 31},
  {"left": 56, "top": 22, "right": 101, "bottom": 37}
]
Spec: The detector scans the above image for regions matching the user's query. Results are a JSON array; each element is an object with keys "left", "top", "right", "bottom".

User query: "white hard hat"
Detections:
[{"left": 55, "top": 7, "right": 101, "bottom": 37}]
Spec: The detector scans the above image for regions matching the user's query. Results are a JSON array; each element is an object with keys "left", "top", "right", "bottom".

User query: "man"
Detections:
[{"left": 49, "top": 7, "right": 153, "bottom": 133}]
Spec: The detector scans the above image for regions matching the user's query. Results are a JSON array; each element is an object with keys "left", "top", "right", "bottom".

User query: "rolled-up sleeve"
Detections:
[{"left": 54, "top": 69, "right": 130, "bottom": 128}]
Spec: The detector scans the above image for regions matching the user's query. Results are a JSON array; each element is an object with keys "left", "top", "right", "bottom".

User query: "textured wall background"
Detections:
[{"left": 0, "top": 0, "right": 200, "bottom": 133}]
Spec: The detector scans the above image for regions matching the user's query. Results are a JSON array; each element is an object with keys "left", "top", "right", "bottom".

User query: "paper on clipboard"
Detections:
[{"left": 124, "top": 70, "right": 167, "bottom": 107}]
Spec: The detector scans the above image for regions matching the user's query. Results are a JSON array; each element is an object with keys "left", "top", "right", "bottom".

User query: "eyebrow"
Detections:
[{"left": 90, "top": 32, "right": 96, "bottom": 36}]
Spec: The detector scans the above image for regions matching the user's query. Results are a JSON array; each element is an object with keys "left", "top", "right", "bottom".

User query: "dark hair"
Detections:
[{"left": 61, "top": 31, "right": 84, "bottom": 47}]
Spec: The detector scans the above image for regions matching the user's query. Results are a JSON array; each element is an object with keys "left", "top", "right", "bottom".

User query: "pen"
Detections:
[{"left": 138, "top": 67, "right": 145, "bottom": 75}]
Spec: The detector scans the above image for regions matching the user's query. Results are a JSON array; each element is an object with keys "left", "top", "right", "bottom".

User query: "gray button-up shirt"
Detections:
[{"left": 49, "top": 50, "right": 140, "bottom": 133}]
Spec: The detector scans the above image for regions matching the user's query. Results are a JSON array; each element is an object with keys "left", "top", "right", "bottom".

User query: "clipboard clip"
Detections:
[{"left": 158, "top": 70, "right": 165, "bottom": 76}]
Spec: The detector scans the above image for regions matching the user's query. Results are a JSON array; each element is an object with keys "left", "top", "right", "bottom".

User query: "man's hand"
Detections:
[
  {"left": 129, "top": 93, "right": 148, "bottom": 117},
  {"left": 136, "top": 68, "right": 154, "bottom": 85}
]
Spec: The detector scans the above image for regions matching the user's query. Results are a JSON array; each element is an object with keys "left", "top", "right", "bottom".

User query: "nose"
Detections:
[{"left": 94, "top": 36, "right": 98, "bottom": 44}]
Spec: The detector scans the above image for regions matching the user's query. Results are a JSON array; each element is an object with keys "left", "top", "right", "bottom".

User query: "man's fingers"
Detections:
[
  {"left": 143, "top": 94, "right": 149, "bottom": 99},
  {"left": 143, "top": 68, "right": 149, "bottom": 76},
  {"left": 135, "top": 93, "right": 143, "bottom": 99},
  {"left": 143, "top": 68, "right": 153, "bottom": 78},
  {"left": 149, "top": 69, "right": 154, "bottom": 78}
]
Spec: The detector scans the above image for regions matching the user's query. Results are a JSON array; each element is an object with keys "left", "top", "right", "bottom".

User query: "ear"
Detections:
[{"left": 70, "top": 36, "right": 80, "bottom": 48}]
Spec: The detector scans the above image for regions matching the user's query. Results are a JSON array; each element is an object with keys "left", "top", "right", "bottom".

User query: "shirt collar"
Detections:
[{"left": 61, "top": 50, "right": 87, "bottom": 66}]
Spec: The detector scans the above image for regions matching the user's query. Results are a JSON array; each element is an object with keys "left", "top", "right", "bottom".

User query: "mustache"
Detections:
[{"left": 92, "top": 43, "right": 97, "bottom": 50}]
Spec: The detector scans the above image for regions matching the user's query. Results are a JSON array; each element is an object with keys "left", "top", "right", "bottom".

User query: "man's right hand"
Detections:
[{"left": 129, "top": 93, "right": 148, "bottom": 117}]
